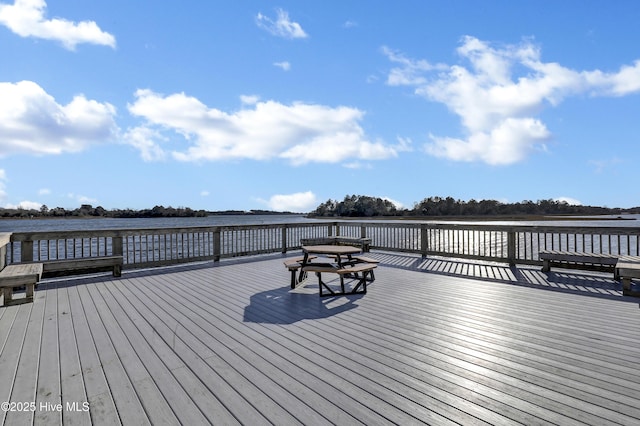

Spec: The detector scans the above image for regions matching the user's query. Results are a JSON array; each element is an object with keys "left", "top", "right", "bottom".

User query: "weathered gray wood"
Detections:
[
  {"left": 0, "top": 306, "right": 31, "bottom": 425},
  {"left": 0, "top": 263, "right": 43, "bottom": 286},
  {"left": 74, "top": 284, "right": 153, "bottom": 425},
  {"left": 34, "top": 283, "right": 62, "bottom": 425},
  {"left": 88, "top": 280, "right": 212, "bottom": 425},
  {"left": 540, "top": 250, "right": 620, "bottom": 276},
  {"left": 42, "top": 256, "right": 122, "bottom": 277},
  {"left": 81, "top": 282, "right": 176, "bottom": 425},
  {"left": 0, "top": 264, "right": 42, "bottom": 305},
  {"left": 2, "top": 254, "right": 640, "bottom": 424},
  {"left": 66, "top": 284, "right": 121, "bottom": 425},
  {"left": 56, "top": 287, "right": 92, "bottom": 426},
  {"left": 4, "top": 296, "right": 44, "bottom": 425},
  {"left": 615, "top": 261, "right": 640, "bottom": 296}
]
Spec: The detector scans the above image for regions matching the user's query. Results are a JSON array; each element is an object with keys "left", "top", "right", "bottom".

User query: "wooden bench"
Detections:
[
  {"left": 41, "top": 255, "right": 123, "bottom": 278},
  {"left": 0, "top": 263, "right": 43, "bottom": 306},
  {"left": 283, "top": 255, "right": 316, "bottom": 288},
  {"left": 327, "top": 254, "right": 380, "bottom": 280},
  {"left": 300, "top": 236, "right": 372, "bottom": 252},
  {"left": 615, "top": 261, "right": 640, "bottom": 297},
  {"left": 540, "top": 251, "right": 621, "bottom": 277},
  {"left": 303, "top": 263, "right": 377, "bottom": 297}
]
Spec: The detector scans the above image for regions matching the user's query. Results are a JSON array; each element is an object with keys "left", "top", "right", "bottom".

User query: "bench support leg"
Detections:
[
  {"left": 25, "top": 284, "right": 34, "bottom": 300},
  {"left": 289, "top": 269, "right": 307, "bottom": 289},
  {"left": 542, "top": 259, "right": 550, "bottom": 272},
  {"left": 1, "top": 284, "right": 35, "bottom": 306},
  {"left": 316, "top": 272, "right": 369, "bottom": 297},
  {"left": 3, "top": 287, "right": 13, "bottom": 306},
  {"left": 315, "top": 273, "right": 342, "bottom": 297}
]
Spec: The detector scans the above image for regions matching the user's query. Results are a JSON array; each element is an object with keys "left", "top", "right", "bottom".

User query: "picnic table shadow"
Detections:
[{"left": 243, "top": 283, "right": 365, "bottom": 325}]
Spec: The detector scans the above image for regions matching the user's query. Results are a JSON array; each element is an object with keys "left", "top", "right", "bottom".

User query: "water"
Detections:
[
  {"left": 1, "top": 214, "right": 639, "bottom": 234},
  {"left": 0, "top": 214, "right": 316, "bottom": 233}
]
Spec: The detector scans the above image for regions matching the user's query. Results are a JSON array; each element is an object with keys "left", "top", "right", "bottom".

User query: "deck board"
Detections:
[
  {"left": 1, "top": 252, "right": 640, "bottom": 425},
  {"left": 7, "top": 297, "right": 45, "bottom": 426},
  {"left": 75, "top": 284, "right": 153, "bottom": 425},
  {"left": 66, "top": 284, "right": 121, "bottom": 426},
  {"left": 3, "top": 304, "right": 39, "bottom": 426}
]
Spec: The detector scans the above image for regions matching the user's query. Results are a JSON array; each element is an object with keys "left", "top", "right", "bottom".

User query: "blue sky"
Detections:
[{"left": 1, "top": 1, "right": 639, "bottom": 212}]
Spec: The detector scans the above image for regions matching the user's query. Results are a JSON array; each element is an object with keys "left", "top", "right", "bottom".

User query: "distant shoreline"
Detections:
[
  {"left": 313, "top": 214, "right": 637, "bottom": 222},
  {"left": 0, "top": 213, "right": 636, "bottom": 222}
]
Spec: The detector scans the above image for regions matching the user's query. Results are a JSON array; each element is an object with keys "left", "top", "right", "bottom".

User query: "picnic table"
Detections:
[
  {"left": 295, "top": 245, "right": 377, "bottom": 296},
  {"left": 298, "top": 245, "right": 361, "bottom": 281}
]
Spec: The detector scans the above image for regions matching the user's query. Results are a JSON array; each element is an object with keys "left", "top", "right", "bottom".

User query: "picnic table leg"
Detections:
[{"left": 297, "top": 253, "right": 309, "bottom": 284}]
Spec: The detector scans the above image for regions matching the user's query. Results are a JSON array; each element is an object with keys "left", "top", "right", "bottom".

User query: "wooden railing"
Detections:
[{"left": 3, "top": 221, "right": 639, "bottom": 272}]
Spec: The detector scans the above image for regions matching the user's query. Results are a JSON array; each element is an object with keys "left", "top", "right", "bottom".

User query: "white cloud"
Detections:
[
  {"left": 67, "top": 193, "right": 97, "bottom": 205},
  {"left": 589, "top": 157, "right": 623, "bottom": 173},
  {"left": 274, "top": 61, "right": 291, "bottom": 71},
  {"left": 0, "top": 80, "right": 118, "bottom": 157},
  {"left": 126, "top": 89, "right": 401, "bottom": 165},
  {"left": 261, "top": 191, "right": 317, "bottom": 212},
  {"left": 385, "top": 36, "right": 640, "bottom": 165},
  {"left": 382, "top": 196, "right": 404, "bottom": 209},
  {"left": 200, "top": 190, "right": 209, "bottom": 197},
  {"left": 38, "top": 188, "right": 50, "bottom": 195},
  {"left": 240, "top": 94, "right": 260, "bottom": 105},
  {"left": 342, "top": 161, "right": 372, "bottom": 170},
  {"left": 256, "top": 9, "right": 307, "bottom": 39},
  {"left": 554, "top": 196, "right": 582, "bottom": 206},
  {"left": 425, "top": 117, "right": 550, "bottom": 165},
  {"left": 382, "top": 46, "right": 447, "bottom": 86},
  {"left": 343, "top": 20, "right": 358, "bottom": 29},
  {"left": 14, "top": 200, "right": 41, "bottom": 210},
  {"left": 123, "top": 126, "right": 167, "bottom": 162},
  {"left": 0, "top": 0, "right": 116, "bottom": 50}
]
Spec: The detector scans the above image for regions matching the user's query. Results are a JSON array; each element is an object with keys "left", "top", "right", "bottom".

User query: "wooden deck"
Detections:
[{"left": 1, "top": 252, "right": 639, "bottom": 425}]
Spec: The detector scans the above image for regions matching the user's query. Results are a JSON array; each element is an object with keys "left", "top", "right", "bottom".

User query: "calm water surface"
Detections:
[{"left": 1, "top": 214, "right": 639, "bottom": 233}]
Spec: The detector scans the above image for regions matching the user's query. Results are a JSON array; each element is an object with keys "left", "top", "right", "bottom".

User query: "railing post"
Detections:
[
  {"left": 420, "top": 225, "right": 428, "bottom": 258},
  {"left": 112, "top": 236, "right": 123, "bottom": 257},
  {"left": 281, "top": 226, "right": 287, "bottom": 254},
  {"left": 328, "top": 223, "right": 335, "bottom": 237},
  {"left": 0, "top": 233, "right": 9, "bottom": 269},
  {"left": 213, "top": 228, "right": 221, "bottom": 262},
  {"left": 507, "top": 230, "right": 516, "bottom": 266},
  {"left": 21, "top": 240, "right": 34, "bottom": 262},
  {"left": 360, "top": 225, "right": 367, "bottom": 239}
]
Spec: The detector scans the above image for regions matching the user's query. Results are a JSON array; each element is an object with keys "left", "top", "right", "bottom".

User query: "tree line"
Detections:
[
  {"left": 0, "top": 204, "right": 295, "bottom": 219},
  {"left": 308, "top": 195, "right": 639, "bottom": 217}
]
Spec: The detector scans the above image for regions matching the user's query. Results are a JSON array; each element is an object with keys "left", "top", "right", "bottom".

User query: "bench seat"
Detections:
[
  {"left": 540, "top": 251, "right": 621, "bottom": 277},
  {"left": 0, "top": 263, "right": 43, "bottom": 306},
  {"left": 283, "top": 255, "right": 316, "bottom": 288},
  {"left": 41, "top": 255, "right": 123, "bottom": 278},
  {"left": 615, "top": 261, "right": 640, "bottom": 297},
  {"left": 303, "top": 263, "right": 377, "bottom": 297},
  {"left": 300, "top": 236, "right": 372, "bottom": 252}
]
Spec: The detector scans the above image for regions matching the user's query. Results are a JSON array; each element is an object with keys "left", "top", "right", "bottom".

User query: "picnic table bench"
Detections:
[
  {"left": 0, "top": 263, "right": 43, "bottom": 306},
  {"left": 302, "top": 262, "right": 377, "bottom": 297},
  {"left": 283, "top": 255, "right": 316, "bottom": 288},
  {"left": 300, "top": 236, "right": 372, "bottom": 252}
]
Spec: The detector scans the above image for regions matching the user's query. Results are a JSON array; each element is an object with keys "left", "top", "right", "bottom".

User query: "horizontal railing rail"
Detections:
[{"left": 3, "top": 221, "right": 639, "bottom": 272}]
